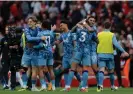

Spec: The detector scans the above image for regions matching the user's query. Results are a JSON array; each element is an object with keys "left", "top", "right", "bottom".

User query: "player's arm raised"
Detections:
[
  {"left": 54, "top": 34, "right": 62, "bottom": 45},
  {"left": 82, "top": 21, "right": 94, "bottom": 32},
  {"left": 51, "top": 24, "right": 56, "bottom": 32},
  {"left": 71, "top": 19, "right": 85, "bottom": 32},
  {"left": 71, "top": 25, "right": 78, "bottom": 33},
  {"left": 50, "top": 24, "right": 61, "bottom": 45}
]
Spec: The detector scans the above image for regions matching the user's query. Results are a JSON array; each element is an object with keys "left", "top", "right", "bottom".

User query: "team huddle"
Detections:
[{"left": 18, "top": 16, "right": 129, "bottom": 92}]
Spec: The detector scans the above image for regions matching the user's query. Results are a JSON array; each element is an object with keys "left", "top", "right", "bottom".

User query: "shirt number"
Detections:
[
  {"left": 44, "top": 36, "right": 50, "bottom": 46},
  {"left": 79, "top": 32, "right": 86, "bottom": 42}
]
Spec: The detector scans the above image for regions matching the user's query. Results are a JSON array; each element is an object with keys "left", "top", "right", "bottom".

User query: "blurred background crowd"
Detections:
[
  {"left": 0, "top": 1, "right": 133, "bottom": 87},
  {"left": 0, "top": 1, "right": 133, "bottom": 52}
]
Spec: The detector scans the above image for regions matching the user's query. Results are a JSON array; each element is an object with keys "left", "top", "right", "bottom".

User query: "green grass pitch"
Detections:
[{"left": 0, "top": 87, "right": 132, "bottom": 94}]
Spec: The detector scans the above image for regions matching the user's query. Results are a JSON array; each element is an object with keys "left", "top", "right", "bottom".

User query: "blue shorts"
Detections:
[
  {"left": 37, "top": 57, "right": 53, "bottom": 66},
  {"left": 44, "top": 51, "right": 53, "bottom": 66},
  {"left": 71, "top": 52, "right": 91, "bottom": 66},
  {"left": 45, "top": 58, "right": 54, "bottom": 66},
  {"left": 38, "top": 56, "right": 46, "bottom": 66},
  {"left": 21, "top": 52, "right": 38, "bottom": 67},
  {"left": 62, "top": 57, "right": 71, "bottom": 69},
  {"left": 37, "top": 50, "right": 53, "bottom": 66},
  {"left": 90, "top": 52, "right": 97, "bottom": 65},
  {"left": 98, "top": 58, "right": 115, "bottom": 70},
  {"left": 37, "top": 50, "right": 46, "bottom": 66}
]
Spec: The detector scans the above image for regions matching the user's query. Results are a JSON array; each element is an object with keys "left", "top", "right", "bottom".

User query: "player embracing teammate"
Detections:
[
  {"left": 19, "top": 16, "right": 129, "bottom": 92},
  {"left": 62, "top": 16, "right": 129, "bottom": 92}
]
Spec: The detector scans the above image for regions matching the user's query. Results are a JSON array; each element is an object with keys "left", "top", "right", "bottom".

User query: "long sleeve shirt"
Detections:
[{"left": 24, "top": 27, "right": 41, "bottom": 42}]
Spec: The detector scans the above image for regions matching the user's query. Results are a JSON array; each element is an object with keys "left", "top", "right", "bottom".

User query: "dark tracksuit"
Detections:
[{"left": 0, "top": 35, "right": 10, "bottom": 86}]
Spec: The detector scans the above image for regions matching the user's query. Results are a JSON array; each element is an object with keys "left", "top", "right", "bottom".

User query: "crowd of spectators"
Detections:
[{"left": 0, "top": 1, "right": 133, "bottom": 50}]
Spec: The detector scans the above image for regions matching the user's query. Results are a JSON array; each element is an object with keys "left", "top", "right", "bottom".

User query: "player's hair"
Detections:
[
  {"left": 27, "top": 16, "right": 37, "bottom": 23},
  {"left": 60, "top": 20, "right": 69, "bottom": 26},
  {"left": 86, "top": 16, "right": 95, "bottom": 21},
  {"left": 42, "top": 20, "right": 51, "bottom": 29},
  {"left": 104, "top": 21, "right": 111, "bottom": 29}
]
